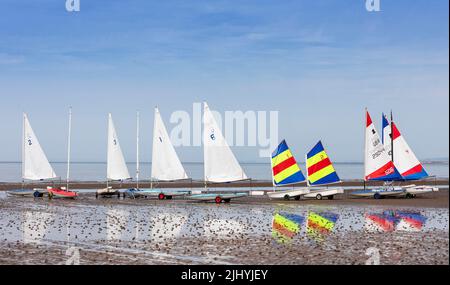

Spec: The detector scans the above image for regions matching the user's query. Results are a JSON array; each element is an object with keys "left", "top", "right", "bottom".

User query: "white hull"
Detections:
[
  {"left": 7, "top": 188, "right": 48, "bottom": 197},
  {"left": 97, "top": 187, "right": 119, "bottom": 195},
  {"left": 188, "top": 192, "right": 248, "bottom": 202},
  {"left": 403, "top": 185, "right": 439, "bottom": 195},
  {"left": 351, "top": 189, "right": 405, "bottom": 198},
  {"left": 266, "top": 188, "right": 309, "bottom": 199},
  {"left": 303, "top": 187, "right": 344, "bottom": 200}
]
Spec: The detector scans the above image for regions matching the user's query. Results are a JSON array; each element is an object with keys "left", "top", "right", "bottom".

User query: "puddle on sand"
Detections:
[{"left": 0, "top": 198, "right": 448, "bottom": 264}]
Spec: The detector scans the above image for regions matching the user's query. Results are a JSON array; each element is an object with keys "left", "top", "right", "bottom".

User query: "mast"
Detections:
[
  {"left": 66, "top": 107, "right": 72, "bottom": 191},
  {"left": 22, "top": 113, "right": 25, "bottom": 187},
  {"left": 390, "top": 110, "right": 394, "bottom": 163},
  {"left": 136, "top": 110, "right": 140, "bottom": 190},
  {"left": 305, "top": 154, "right": 310, "bottom": 187},
  {"left": 363, "top": 108, "right": 367, "bottom": 190}
]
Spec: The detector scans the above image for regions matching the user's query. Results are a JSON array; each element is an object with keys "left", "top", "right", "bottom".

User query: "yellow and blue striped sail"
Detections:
[
  {"left": 271, "top": 140, "right": 306, "bottom": 186},
  {"left": 306, "top": 141, "right": 340, "bottom": 186}
]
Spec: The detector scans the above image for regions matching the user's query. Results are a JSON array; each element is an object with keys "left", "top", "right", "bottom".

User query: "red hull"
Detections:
[{"left": 48, "top": 188, "right": 78, "bottom": 198}]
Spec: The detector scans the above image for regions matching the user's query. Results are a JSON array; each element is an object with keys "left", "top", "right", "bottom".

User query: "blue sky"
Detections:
[{"left": 0, "top": 0, "right": 448, "bottom": 163}]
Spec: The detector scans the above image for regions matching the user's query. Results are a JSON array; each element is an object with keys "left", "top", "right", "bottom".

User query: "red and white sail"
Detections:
[
  {"left": 382, "top": 114, "right": 428, "bottom": 180},
  {"left": 364, "top": 110, "right": 402, "bottom": 181}
]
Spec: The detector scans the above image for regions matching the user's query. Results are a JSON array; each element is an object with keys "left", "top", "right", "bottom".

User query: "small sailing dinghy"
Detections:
[
  {"left": 7, "top": 114, "right": 58, "bottom": 197},
  {"left": 47, "top": 108, "right": 78, "bottom": 199},
  {"left": 188, "top": 102, "right": 248, "bottom": 203},
  {"left": 382, "top": 113, "right": 438, "bottom": 197},
  {"left": 351, "top": 109, "right": 405, "bottom": 199},
  {"left": 97, "top": 114, "right": 131, "bottom": 198},
  {"left": 133, "top": 107, "right": 191, "bottom": 200},
  {"left": 126, "top": 107, "right": 191, "bottom": 199},
  {"left": 267, "top": 140, "right": 309, "bottom": 200},
  {"left": 303, "top": 141, "right": 344, "bottom": 200}
]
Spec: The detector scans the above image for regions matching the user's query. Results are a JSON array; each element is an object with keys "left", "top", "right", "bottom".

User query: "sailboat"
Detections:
[
  {"left": 47, "top": 108, "right": 78, "bottom": 199},
  {"left": 303, "top": 141, "right": 344, "bottom": 200},
  {"left": 7, "top": 113, "right": 58, "bottom": 197},
  {"left": 126, "top": 107, "right": 191, "bottom": 199},
  {"left": 351, "top": 109, "right": 405, "bottom": 199},
  {"left": 188, "top": 102, "right": 249, "bottom": 203},
  {"left": 96, "top": 114, "right": 131, "bottom": 198},
  {"left": 382, "top": 113, "right": 438, "bottom": 197},
  {"left": 267, "top": 140, "right": 343, "bottom": 200},
  {"left": 267, "top": 140, "right": 309, "bottom": 200}
]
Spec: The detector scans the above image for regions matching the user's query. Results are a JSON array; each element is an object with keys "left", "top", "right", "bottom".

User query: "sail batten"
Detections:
[
  {"left": 151, "top": 107, "right": 189, "bottom": 181},
  {"left": 107, "top": 114, "right": 131, "bottom": 181},
  {"left": 22, "top": 114, "right": 57, "bottom": 181},
  {"left": 203, "top": 102, "right": 248, "bottom": 183}
]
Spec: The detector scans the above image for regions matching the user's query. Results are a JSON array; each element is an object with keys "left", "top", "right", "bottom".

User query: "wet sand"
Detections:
[{"left": 0, "top": 193, "right": 448, "bottom": 265}]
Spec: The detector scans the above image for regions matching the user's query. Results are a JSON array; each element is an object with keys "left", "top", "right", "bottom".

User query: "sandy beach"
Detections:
[{"left": 0, "top": 190, "right": 448, "bottom": 265}]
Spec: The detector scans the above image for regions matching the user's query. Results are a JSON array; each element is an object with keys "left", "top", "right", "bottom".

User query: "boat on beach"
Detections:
[
  {"left": 6, "top": 113, "right": 58, "bottom": 197},
  {"left": 267, "top": 140, "right": 343, "bottom": 200},
  {"left": 127, "top": 107, "right": 191, "bottom": 199},
  {"left": 47, "top": 108, "right": 78, "bottom": 199},
  {"left": 96, "top": 114, "right": 131, "bottom": 198},
  {"left": 267, "top": 140, "right": 309, "bottom": 200},
  {"left": 382, "top": 113, "right": 438, "bottom": 198},
  {"left": 351, "top": 109, "right": 405, "bottom": 199},
  {"left": 187, "top": 102, "right": 249, "bottom": 203},
  {"left": 303, "top": 141, "right": 344, "bottom": 200}
]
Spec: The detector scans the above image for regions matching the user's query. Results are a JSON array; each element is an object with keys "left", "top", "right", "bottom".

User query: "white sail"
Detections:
[
  {"left": 364, "top": 110, "right": 400, "bottom": 181},
  {"left": 203, "top": 102, "right": 248, "bottom": 183},
  {"left": 22, "top": 113, "right": 57, "bottom": 181},
  {"left": 151, "top": 107, "right": 188, "bottom": 181},
  {"left": 107, "top": 114, "right": 131, "bottom": 181}
]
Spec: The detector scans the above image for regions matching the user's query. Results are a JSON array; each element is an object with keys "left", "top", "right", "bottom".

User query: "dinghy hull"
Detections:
[
  {"left": 47, "top": 188, "right": 78, "bottom": 199},
  {"left": 351, "top": 189, "right": 405, "bottom": 199},
  {"left": 188, "top": 192, "right": 248, "bottom": 203},
  {"left": 267, "top": 188, "right": 309, "bottom": 200},
  {"left": 303, "top": 187, "right": 344, "bottom": 200}
]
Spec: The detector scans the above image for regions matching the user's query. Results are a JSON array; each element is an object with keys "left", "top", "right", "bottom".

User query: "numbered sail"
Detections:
[
  {"left": 203, "top": 102, "right": 248, "bottom": 183},
  {"left": 107, "top": 114, "right": 131, "bottom": 181},
  {"left": 382, "top": 114, "right": 428, "bottom": 180},
  {"left": 364, "top": 110, "right": 402, "bottom": 181},
  {"left": 271, "top": 140, "right": 305, "bottom": 186},
  {"left": 22, "top": 114, "right": 57, "bottom": 180},
  {"left": 151, "top": 107, "right": 188, "bottom": 181},
  {"left": 306, "top": 141, "right": 340, "bottom": 186}
]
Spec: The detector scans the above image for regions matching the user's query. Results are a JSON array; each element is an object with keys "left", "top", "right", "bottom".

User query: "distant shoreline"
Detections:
[{"left": 0, "top": 178, "right": 448, "bottom": 191}]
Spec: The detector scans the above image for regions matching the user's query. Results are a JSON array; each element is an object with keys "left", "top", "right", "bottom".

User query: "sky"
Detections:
[{"left": 0, "top": 0, "right": 448, "bottom": 163}]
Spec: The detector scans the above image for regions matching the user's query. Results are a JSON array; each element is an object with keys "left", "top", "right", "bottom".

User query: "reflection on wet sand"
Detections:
[
  {"left": 306, "top": 212, "right": 339, "bottom": 243},
  {"left": 0, "top": 198, "right": 448, "bottom": 264},
  {"left": 365, "top": 210, "right": 427, "bottom": 232}
]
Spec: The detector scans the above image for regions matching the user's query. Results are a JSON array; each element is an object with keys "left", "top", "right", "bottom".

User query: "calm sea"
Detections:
[{"left": 0, "top": 161, "right": 448, "bottom": 182}]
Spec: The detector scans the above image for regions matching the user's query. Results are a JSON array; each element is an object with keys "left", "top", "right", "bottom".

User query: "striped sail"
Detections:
[
  {"left": 271, "top": 140, "right": 306, "bottom": 186},
  {"left": 382, "top": 114, "right": 429, "bottom": 180},
  {"left": 306, "top": 141, "right": 340, "bottom": 186}
]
